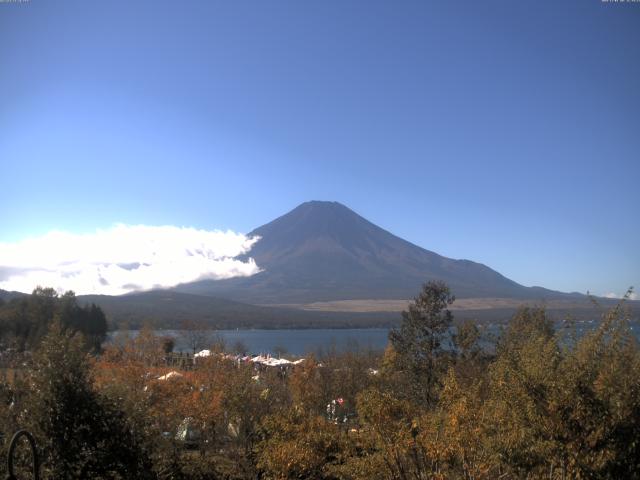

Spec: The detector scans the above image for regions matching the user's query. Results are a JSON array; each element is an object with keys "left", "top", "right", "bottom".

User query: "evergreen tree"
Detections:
[
  {"left": 388, "top": 281, "right": 454, "bottom": 406},
  {"left": 27, "top": 323, "right": 152, "bottom": 479},
  {"left": 0, "top": 288, "right": 108, "bottom": 352}
]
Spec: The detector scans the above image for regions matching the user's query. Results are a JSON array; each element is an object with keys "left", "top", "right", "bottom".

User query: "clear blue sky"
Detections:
[{"left": 1, "top": 0, "right": 638, "bottom": 296}]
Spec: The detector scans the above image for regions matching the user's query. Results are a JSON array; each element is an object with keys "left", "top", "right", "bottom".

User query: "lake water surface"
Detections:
[
  {"left": 109, "top": 328, "right": 392, "bottom": 356},
  {"left": 108, "top": 321, "right": 639, "bottom": 356}
]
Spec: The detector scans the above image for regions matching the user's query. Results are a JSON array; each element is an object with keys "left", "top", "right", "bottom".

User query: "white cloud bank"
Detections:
[{"left": 0, "top": 225, "right": 261, "bottom": 296}]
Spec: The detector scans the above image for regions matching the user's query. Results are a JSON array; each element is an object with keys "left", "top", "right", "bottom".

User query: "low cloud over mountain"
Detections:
[{"left": 0, "top": 225, "right": 261, "bottom": 295}]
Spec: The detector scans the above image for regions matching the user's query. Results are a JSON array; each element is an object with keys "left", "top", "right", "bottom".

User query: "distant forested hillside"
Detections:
[
  {"left": 77, "top": 290, "right": 398, "bottom": 329},
  {"left": 0, "top": 287, "right": 107, "bottom": 351}
]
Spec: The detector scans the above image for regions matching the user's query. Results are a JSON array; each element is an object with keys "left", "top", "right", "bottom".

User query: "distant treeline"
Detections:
[
  {"left": 79, "top": 290, "right": 400, "bottom": 330},
  {"left": 0, "top": 287, "right": 107, "bottom": 352}
]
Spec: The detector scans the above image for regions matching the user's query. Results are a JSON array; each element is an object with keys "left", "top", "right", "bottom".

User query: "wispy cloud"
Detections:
[{"left": 0, "top": 225, "right": 261, "bottom": 295}]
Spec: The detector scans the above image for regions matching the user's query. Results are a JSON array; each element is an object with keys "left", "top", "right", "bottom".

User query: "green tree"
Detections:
[
  {"left": 388, "top": 281, "right": 455, "bottom": 406},
  {"left": 26, "top": 322, "right": 152, "bottom": 479},
  {"left": 452, "top": 320, "right": 481, "bottom": 360},
  {"left": 57, "top": 291, "right": 108, "bottom": 352},
  {"left": 0, "top": 288, "right": 107, "bottom": 352}
]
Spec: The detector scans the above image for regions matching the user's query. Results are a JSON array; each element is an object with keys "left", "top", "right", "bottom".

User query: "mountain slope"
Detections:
[
  {"left": 0, "top": 289, "right": 27, "bottom": 302},
  {"left": 176, "top": 201, "right": 576, "bottom": 303}
]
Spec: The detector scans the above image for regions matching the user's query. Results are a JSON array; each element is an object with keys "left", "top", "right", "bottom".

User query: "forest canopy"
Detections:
[
  {"left": 0, "top": 282, "right": 638, "bottom": 479},
  {"left": 0, "top": 287, "right": 107, "bottom": 352}
]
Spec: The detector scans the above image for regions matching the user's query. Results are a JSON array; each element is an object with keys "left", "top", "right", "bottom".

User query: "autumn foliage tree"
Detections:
[{"left": 2, "top": 283, "right": 638, "bottom": 480}]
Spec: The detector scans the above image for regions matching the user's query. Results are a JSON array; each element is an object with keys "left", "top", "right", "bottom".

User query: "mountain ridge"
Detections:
[{"left": 176, "top": 201, "right": 581, "bottom": 303}]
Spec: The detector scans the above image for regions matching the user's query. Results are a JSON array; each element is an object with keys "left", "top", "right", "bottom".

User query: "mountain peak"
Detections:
[
  {"left": 290, "top": 200, "right": 354, "bottom": 217},
  {"left": 249, "top": 200, "right": 377, "bottom": 247},
  {"left": 299, "top": 200, "right": 347, "bottom": 208},
  {"left": 178, "top": 201, "right": 569, "bottom": 303}
]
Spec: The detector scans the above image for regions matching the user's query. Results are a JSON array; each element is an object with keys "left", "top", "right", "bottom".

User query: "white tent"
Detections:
[
  {"left": 158, "top": 371, "right": 184, "bottom": 381},
  {"left": 263, "top": 357, "right": 292, "bottom": 367}
]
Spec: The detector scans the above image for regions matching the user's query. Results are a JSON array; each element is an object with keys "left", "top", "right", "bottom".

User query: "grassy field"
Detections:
[
  {"left": 262, "top": 297, "right": 640, "bottom": 325},
  {"left": 266, "top": 297, "right": 628, "bottom": 313}
]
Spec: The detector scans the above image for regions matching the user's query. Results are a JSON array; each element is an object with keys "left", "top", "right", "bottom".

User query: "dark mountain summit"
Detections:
[{"left": 177, "top": 201, "right": 572, "bottom": 303}]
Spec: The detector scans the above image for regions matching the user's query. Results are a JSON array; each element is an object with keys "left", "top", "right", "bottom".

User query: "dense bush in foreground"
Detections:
[{"left": 0, "top": 283, "right": 638, "bottom": 479}]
